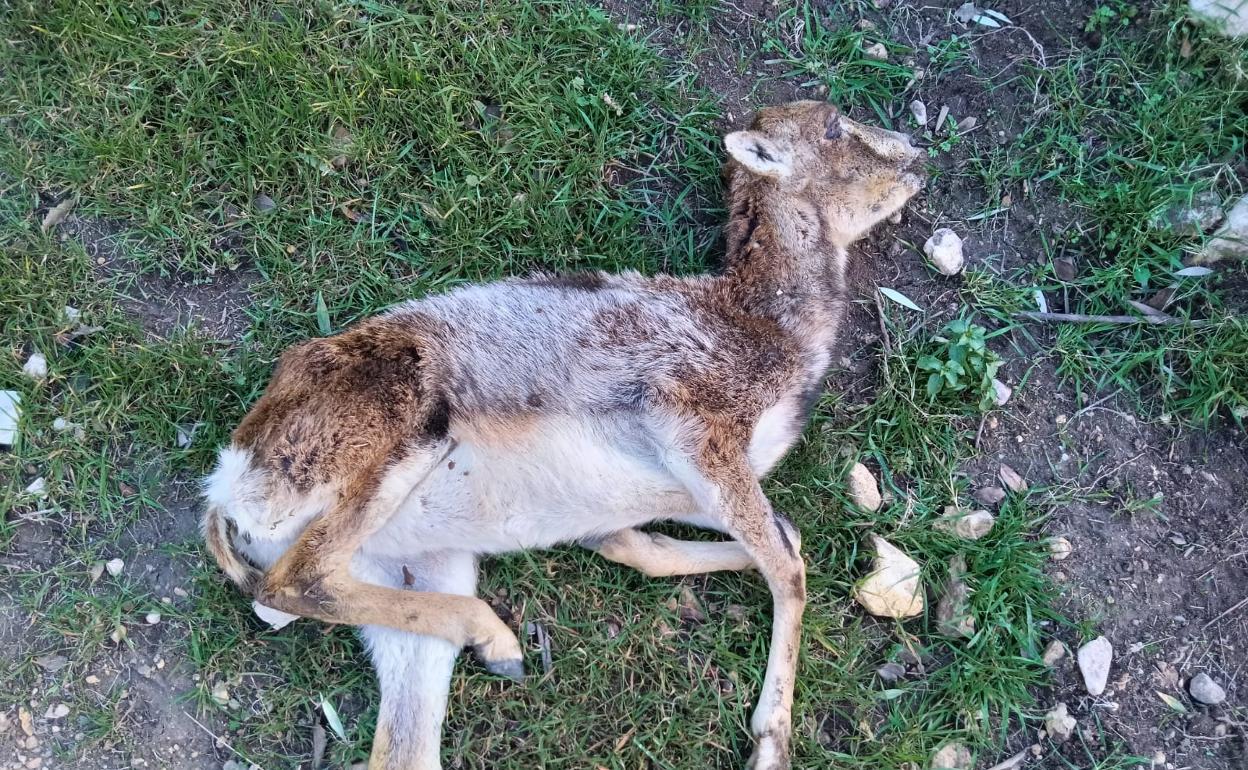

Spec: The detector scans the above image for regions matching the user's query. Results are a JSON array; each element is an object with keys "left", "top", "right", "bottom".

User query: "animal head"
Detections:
[{"left": 724, "top": 100, "right": 925, "bottom": 246}]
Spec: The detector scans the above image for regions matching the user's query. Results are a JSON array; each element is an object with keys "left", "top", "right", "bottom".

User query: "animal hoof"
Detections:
[{"left": 483, "top": 657, "right": 525, "bottom": 682}]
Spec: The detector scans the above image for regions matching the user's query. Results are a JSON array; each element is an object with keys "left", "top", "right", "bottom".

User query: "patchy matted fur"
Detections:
[{"left": 203, "top": 101, "right": 923, "bottom": 770}]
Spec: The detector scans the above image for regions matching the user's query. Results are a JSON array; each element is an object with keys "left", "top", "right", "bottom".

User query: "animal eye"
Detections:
[{"left": 824, "top": 118, "right": 842, "bottom": 140}]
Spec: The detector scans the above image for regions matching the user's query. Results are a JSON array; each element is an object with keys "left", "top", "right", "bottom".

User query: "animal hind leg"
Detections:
[
  {"left": 588, "top": 528, "right": 756, "bottom": 577},
  {"left": 255, "top": 444, "right": 524, "bottom": 678},
  {"left": 357, "top": 551, "right": 478, "bottom": 770}
]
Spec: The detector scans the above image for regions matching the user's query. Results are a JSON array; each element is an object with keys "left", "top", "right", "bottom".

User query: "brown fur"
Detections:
[{"left": 203, "top": 100, "right": 924, "bottom": 770}]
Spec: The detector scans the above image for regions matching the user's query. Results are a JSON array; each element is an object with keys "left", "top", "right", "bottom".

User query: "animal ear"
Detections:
[{"left": 724, "top": 131, "right": 793, "bottom": 178}]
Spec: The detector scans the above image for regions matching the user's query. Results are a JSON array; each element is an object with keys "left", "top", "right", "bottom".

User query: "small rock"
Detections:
[
  {"left": 854, "top": 536, "right": 924, "bottom": 618},
  {"left": 1150, "top": 190, "right": 1224, "bottom": 235},
  {"left": 44, "top": 704, "right": 69, "bottom": 720},
  {"left": 931, "top": 741, "right": 973, "bottom": 770},
  {"left": 62, "top": 305, "right": 81, "bottom": 323},
  {"left": 24, "top": 477, "right": 46, "bottom": 498},
  {"left": 846, "top": 462, "right": 882, "bottom": 512},
  {"left": 955, "top": 115, "right": 978, "bottom": 133},
  {"left": 89, "top": 561, "right": 106, "bottom": 582},
  {"left": 934, "top": 507, "right": 995, "bottom": 540},
  {"left": 1188, "top": 672, "right": 1226, "bottom": 705},
  {"left": 877, "top": 661, "right": 906, "bottom": 682},
  {"left": 145, "top": 612, "right": 162, "bottom": 625},
  {"left": 22, "top": 353, "right": 48, "bottom": 381},
  {"left": 0, "top": 390, "right": 22, "bottom": 447},
  {"left": 18, "top": 707, "right": 33, "bottom": 736},
  {"left": 998, "top": 463, "right": 1028, "bottom": 493},
  {"left": 211, "top": 681, "right": 231, "bottom": 707},
  {"left": 51, "top": 417, "right": 71, "bottom": 432},
  {"left": 252, "top": 194, "right": 277, "bottom": 213},
  {"left": 1044, "top": 702, "right": 1077, "bottom": 742},
  {"left": 1190, "top": 0, "right": 1248, "bottom": 38},
  {"left": 105, "top": 558, "right": 125, "bottom": 577},
  {"left": 1077, "top": 636, "right": 1113, "bottom": 696},
  {"left": 1049, "top": 536, "right": 1073, "bottom": 561},
  {"left": 1042, "top": 639, "right": 1067, "bottom": 666},
  {"left": 934, "top": 104, "right": 950, "bottom": 132},
  {"left": 85, "top": 675, "right": 100, "bottom": 685},
  {"left": 864, "top": 42, "right": 889, "bottom": 60},
  {"left": 924, "top": 228, "right": 964, "bottom": 276},
  {"left": 110, "top": 625, "right": 126, "bottom": 644},
  {"left": 1053, "top": 256, "right": 1078, "bottom": 282},
  {"left": 33, "top": 654, "right": 68, "bottom": 672},
  {"left": 253, "top": 601, "right": 299, "bottom": 631},
  {"left": 1196, "top": 195, "right": 1248, "bottom": 263},
  {"left": 972, "top": 486, "right": 1006, "bottom": 507},
  {"left": 991, "top": 378, "right": 1012, "bottom": 406},
  {"left": 910, "top": 100, "right": 928, "bottom": 126},
  {"left": 936, "top": 555, "right": 975, "bottom": 638}
]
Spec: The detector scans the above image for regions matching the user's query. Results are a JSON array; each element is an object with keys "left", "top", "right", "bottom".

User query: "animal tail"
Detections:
[{"left": 202, "top": 503, "right": 262, "bottom": 591}]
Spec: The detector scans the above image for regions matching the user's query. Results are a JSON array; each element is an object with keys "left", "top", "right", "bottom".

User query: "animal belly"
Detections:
[{"left": 363, "top": 418, "right": 696, "bottom": 559}]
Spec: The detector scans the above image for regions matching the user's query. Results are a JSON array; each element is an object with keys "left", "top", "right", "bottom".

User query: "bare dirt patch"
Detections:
[{"left": 41, "top": 201, "right": 257, "bottom": 342}]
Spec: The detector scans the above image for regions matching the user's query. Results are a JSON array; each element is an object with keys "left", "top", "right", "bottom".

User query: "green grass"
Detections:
[
  {"left": 970, "top": 1, "right": 1248, "bottom": 423},
  {"left": 0, "top": 1, "right": 1237, "bottom": 769}
]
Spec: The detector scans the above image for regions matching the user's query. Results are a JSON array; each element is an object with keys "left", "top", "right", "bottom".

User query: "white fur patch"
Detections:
[{"left": 203, "top": 445, "right": 254, "bottom": 510}]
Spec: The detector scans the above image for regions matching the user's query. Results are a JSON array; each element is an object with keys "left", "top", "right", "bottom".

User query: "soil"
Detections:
[
  {"left": 5, "top": 1, "right": 1246, "bottom": 769},
  {"left": 49, "top": 206, "right": 256, "bottom": 341}
]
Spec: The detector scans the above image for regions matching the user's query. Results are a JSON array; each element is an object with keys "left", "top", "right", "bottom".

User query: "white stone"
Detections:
[
  {"left": 24, "top": 477, "right": 46, "bottom": 497},
  {"left": 910, "top": 100, "right": 928, "bottom": 126},
  {"left": 105, "top": 558, "right": 125, "bottom": 577},
  {"left": 1049, "top": 536, "right": 1073, "bottom": 561},
  {"left": 846, "top": 462, "right": 882, "bottom": 512},
  {"left": 1042, "top": 639, "right": 1067, "bottom": 666},
  {"left": 924, "top": 228, "right": 964, "bottom": 275},
  {"left": 934, "top": 507, "right": 995, "bottom": 540},
  {"left": 864, "top": 42, "right": 889, "bottom": 60},
  {"left": 1191, "top": 0, "right": 1248, "bottom": 37},
  {"left": 854, "top": 536, "right": 925, "bottom": 618},
  {"left": 930, "top": 742, "right": 973, "bottom": 770},
  {"left": 1044, "top": 702, "right": 1076, "bottom": 741},
  {"left": 0, "top": 390, "right": 21, "bottom": 447},
  {"left": 992, "top": 378, "right": 1012, "bottom": 406},
  {"left": 1189, "top": 672, "right": 1226, "bottom": 705},
  {"left": 1077, "top": 636, "right": 1113, "bottom": 696},
  {"left": 1196, "top": 195, "right": 1248, "bottom": 262},
  {"left": 253, "top": 600, "right": 300, "bottom": 630},
  {"left": 22, "top": 353, "right": 48, "bottom": 381},
  {"left": 145, "top": 612, "right": 162, "bottom": 625}
]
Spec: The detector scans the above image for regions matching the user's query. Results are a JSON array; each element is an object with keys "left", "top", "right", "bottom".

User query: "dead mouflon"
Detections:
[{"left": 202, "top": 100, "right": 924, "bottom": 770}]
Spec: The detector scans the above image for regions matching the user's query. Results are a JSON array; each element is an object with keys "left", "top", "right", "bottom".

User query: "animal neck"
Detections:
[{"left": 718, "top": 175, "right": 849, "bottom": 333}]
